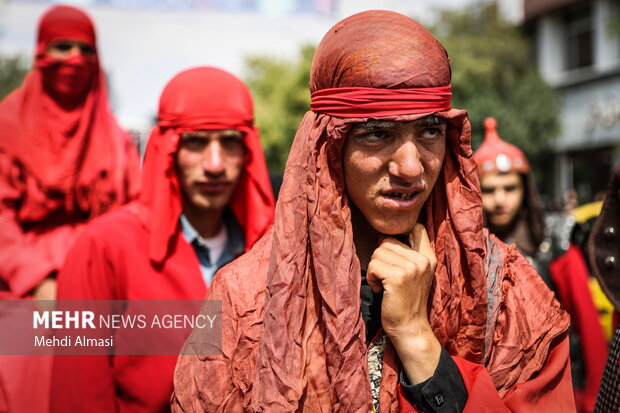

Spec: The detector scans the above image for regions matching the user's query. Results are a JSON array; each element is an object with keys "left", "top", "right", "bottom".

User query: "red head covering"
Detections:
[
  {"left": 0, "top": 4, "right": 135, "bottom": 218},
  {"left": 473, "top": 117, "right": 530, "bottom": 174},
  {"left": 138, "top": 67, "right": 275, "bottom": 263},
  {"left": 173, "top": 11, "right": 567, "bottom": 412}
]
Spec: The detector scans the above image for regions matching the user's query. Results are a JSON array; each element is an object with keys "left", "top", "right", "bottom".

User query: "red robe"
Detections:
[
  {"left": 398, "top": 337, "right": 574, "bottom": 412},
  {"left": 550, "top": 245, "right": 608, "bottom": 412},
  {"left": 0, "top": 6, "right": 139, "bottom": 413},
  {"left": 52, "top": 206, "right": 207, "bottom": 413}
]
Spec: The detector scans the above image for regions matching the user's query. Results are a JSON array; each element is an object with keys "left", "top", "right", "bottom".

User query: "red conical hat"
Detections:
[{"left": 473, "top": 117, "right": 529, "bottom": 174}]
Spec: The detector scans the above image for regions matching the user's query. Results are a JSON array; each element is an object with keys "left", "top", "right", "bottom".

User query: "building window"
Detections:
[{"left": 564, "top": 3, "right": 593, "bottom": 70}]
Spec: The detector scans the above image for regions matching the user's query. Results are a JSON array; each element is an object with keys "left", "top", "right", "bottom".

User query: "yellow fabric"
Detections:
[
  {"left": 589, "top": 277, "right": 616, "bottom": 341},
  {"left": 573, "top": 201, "right": 603, "bottom": 224}
]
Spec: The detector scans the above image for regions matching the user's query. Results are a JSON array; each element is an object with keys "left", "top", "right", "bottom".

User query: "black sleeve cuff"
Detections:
[{"left": 399, "top": 347, "right": 468, "bottom": 412}]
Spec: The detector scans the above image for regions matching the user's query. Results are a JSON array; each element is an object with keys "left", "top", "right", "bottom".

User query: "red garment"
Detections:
[
  {"left": 0, "top": 294, "right": 53, "bottom": 413},
  {"left": 172, "top": 11, "right": 571, "bottom": 412},
  {"left": 52, "top": 207, "right": 207, "bottom": 413},
  {"left": 141, "top": 67, "right": 274, "bottom": 263},
  {"left": 473, "top": 117, "right": 530, "bottom": 174},
  {"left": 0, "top": 4, "right": 139, "bottom": 296},
  {"left": 0, "top": 6, "right": 138, "bottom": 413},
  {"left": 310, "top": 86, "right": 452, "bottom": 117},
  {"left": 398, "top": 337, "right": 574, "bottom": 412},
  {"left": 550, "top": 245, "right": 608, "bottom": 412},
  {"left": 52, "top": 66, "right": 275, "bottom": 413}
]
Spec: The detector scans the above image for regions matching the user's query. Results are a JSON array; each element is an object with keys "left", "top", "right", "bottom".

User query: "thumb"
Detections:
[{"left": 409, "top": 224, "right": 436, "bottom": 267}]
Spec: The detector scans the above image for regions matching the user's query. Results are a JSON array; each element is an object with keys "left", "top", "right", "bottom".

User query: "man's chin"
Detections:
[{"left": 371, "top": 221, "right": 416, "bottom": 238}]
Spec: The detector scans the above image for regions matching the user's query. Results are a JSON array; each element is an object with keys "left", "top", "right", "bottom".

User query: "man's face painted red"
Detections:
[
  {"left": 343, "top": 116, "right": 446, "bottom": 235},
  {"left": 42, "top": 38, "right": 96, "bottom": 102}
]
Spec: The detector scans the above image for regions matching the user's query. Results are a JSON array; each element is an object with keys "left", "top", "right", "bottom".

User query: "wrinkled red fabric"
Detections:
[
  {"left": 550, "top": 245, "right": 608, "bottom": 412},
  {"left": 172, "top": 10, "right": 570, "bottom": 412},
  {"left": 139, "top": 67, "right": 274, "bottom": 263},
  {"left": 398, "top": 336, "right": 575, "bottom": 412},
  {"left": 473, "top": 117, "right": 530, "bottom": 174},
  {"left": 310, "top": 86, "right": 452, "bottom": 117}
]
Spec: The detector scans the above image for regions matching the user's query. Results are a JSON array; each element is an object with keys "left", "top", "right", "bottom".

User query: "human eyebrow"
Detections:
[
  {"left": 349, "top": 120, "right": 398, "bottom": 131},
  {"left": 180, "top": 133, "right": 205, "bottom": 139},
  {"left": 414, "top": 115, "right": 447, "bottom": 127}
]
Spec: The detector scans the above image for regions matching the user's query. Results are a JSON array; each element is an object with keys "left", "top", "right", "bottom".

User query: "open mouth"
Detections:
[{"left": 384, "top": 192, "right": 416, "bottom": 201}]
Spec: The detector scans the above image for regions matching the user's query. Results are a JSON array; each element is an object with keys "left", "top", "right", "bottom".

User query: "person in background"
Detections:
[
  {"left": 474, "top": 117, "right": 607, "bottom": 412},
  {"left": 0, "top": 5, "right": 139, "bottom": 412},
  {"left": 173, "top": 11, "right": 574, "bottom": 412},
  {"left": 51, "top": 66, "right": 275, "bottom": 413},
  {"left": 588, "top": 164, "right": 620, "bottom": 413}
]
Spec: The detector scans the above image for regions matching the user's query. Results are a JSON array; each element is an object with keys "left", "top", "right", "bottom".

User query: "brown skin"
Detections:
[
  {"left": 175, "top": 129, "right": 245, "bottom": 238},
  {"left": 46, "top": 39, "right": 95, "bottom": 60},
  {"left": 343, "top": 116, "right": 446, "bottom": 385},
  {"left": 480, "top": 171, "right": 524, "bottom": 233}
]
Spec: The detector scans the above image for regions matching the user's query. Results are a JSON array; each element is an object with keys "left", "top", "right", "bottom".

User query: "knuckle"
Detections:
[{"left": 402, "top": 261, "right": 417, "bottom": 276}]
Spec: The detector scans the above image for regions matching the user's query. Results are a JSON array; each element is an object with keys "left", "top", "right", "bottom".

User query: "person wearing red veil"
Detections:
[
  {"left": 0, "top": 5, "right": 139, "bottom": 413},
  {"left": 51, "top": 66, "right": 275, "bottom": 413},
  {"left": 172, "top": 11, "right": 574, "bottom": 412},
  {"left": 474, "top": 117, "right": 607, "bottom": 412},
  {"left": 0, "top": 4, "right": 139, "bottom": 300}
]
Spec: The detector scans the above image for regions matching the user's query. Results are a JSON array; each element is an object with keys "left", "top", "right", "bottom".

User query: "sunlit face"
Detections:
[
  {"left": 175, "top": 129, "right": 246, "bottom": 215},
  {"left": 343, "top": 116, "right": 447, "bottom": 235},
  {"left": 480, "top": 171, "right": 524, "bottom": 229}
]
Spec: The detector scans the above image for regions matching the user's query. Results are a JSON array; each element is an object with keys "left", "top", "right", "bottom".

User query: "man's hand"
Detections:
[
  {"left": 34, "top": 277, "right": 57, "bottom": 312},
  {"left": 366, "top": 223, "right": 441, "bottom": 385}
]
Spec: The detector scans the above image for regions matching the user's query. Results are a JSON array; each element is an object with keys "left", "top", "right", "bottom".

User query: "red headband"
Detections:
[{"left": 310, "top": 86, "right": 452, "bottom": 118}]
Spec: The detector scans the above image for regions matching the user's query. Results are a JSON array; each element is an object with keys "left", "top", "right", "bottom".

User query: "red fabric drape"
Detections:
[
  {"left": 310, "top": 86, "right": 452, "bottom": 117},
  {"left": 550, "top": 245, "right": 608, "bottom": 412},
  {"left": 173, "top": 10, "right": 570, "bottom": 412},
  {"left": 0, "top": 5, "right": 137, "bottom": 218},
  {"left": 138, "top": 67, "right": 275, "bottom": 263}
]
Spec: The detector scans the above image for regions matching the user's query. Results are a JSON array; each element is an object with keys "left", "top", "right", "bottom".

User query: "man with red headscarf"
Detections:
[
  {"left": 51, "top": 66, "right": 274, "bottom": 413},
  {"left": 474, "top": 117, "right": 607, "bottom": 412},
  {"left": 0, "top": 5, "right": 138, "bottom": 413},
  {"left": 173, "top": 11, "right": 574, "bottom": 412}
]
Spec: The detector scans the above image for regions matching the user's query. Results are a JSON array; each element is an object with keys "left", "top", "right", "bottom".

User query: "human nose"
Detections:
[
  {"left": 494, "top": 189, "right": 506, "bottom": 206},
  {"left": 202, "top": 141, "right": 225, "bottom": 176},
  {"left": 388, "top": 141, "right": 424, "bottom": 181}
]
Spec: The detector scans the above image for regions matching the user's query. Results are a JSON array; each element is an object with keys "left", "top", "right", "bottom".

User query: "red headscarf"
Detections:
[
  {"left": 473, "top": 117, "right": 530, "bottom": 174},
  {"left": 173, "top": 11, "right": 567, "bottom": 412},
  {"left": 0, "top": 4, "right": 135, "bottom": 218},
  {"left": 138, "top": 67, "right": 275, "bottom": 263}
]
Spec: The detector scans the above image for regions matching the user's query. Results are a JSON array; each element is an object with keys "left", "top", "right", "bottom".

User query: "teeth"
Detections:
[{"left": 386, "top": 192, "right": 414, "bottom": 200}]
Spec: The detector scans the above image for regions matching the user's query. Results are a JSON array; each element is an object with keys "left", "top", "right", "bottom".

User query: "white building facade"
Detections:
[{"left": 525, "top": 0, "right": 620, "bottom": 201}]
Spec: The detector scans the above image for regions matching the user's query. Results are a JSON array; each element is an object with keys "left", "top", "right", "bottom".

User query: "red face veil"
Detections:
[
  {"left": 36, "top": 5, "right": 98, "bottom": 105},
  {"left": 173, "top": 11, "right": 568, "bottom": 412}
]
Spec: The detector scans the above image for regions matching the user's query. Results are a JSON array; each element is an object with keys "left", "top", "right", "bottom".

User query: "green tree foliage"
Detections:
[
  {"left": 244, "top": 45, "right": 314, "bottom": 172},
  {"left": 431, "top": 6, "right": 559, "bottom": 154},
  {"left": 0, "top": 55, "right": 28, "bottom": 101}
]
